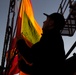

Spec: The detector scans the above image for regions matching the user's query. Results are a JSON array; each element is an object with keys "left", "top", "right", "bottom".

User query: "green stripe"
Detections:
[{"left": 21, "top": 12, "right": 40, "bottom": 44}]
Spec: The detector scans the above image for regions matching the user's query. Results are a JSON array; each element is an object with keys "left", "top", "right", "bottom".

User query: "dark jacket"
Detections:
[{"left": 17, "top": 28, "right": 65, "bottom": 75}]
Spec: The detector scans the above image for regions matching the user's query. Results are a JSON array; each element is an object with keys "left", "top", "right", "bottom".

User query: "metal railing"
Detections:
[{"left": 57, "top": 0, "right": 76, "bottom": 36}]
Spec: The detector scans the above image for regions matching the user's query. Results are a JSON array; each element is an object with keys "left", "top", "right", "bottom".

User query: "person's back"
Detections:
[
  {"left": 31, "top": 28, "right": 65, "bottom": 75},
  {"left": 16, "top": 12, "right": 66, "bottom": 75}
]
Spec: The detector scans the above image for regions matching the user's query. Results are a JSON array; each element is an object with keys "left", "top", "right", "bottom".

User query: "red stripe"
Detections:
[{"left": 16, "top": 16, "right": 22, "bottom": 38}]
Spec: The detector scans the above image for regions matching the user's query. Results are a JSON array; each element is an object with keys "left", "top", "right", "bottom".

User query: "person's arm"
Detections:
[{"left": 16, "top": 39, "right": 33, "bottom": 63}]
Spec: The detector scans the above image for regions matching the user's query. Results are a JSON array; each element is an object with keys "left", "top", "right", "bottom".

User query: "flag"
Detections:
[
  {"left": 7, "top": 0, "right": 42, "bottom": 75},
  {"left": 5, "top": 38, "right": 20, "bottom": 75},
  {"left": 7, "top": 55, "right": 20, "bottom": 75},
  {"left": 16, "top": 0, "right": 42, "bottom": 47}
]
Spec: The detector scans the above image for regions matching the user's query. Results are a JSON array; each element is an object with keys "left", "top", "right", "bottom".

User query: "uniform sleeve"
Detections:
[{"left": 16, "top": 39, "right": 33, "bottom": 63}]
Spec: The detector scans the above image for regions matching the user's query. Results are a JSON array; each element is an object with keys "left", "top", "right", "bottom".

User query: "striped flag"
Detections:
[
  {"left": 16, "top": 0, "right": 42, "bottom": 47},
  {"left": 7, "top": 0, "right": 42, "bottom": 75}
]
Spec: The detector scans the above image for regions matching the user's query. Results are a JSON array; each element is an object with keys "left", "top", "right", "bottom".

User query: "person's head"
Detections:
[{"left": 42, "top": 12, "right": 65, "bottom": 32}]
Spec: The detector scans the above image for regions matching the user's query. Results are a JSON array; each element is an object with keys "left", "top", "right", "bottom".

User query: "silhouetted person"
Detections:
[{"left": 16, "top": 12, "right": 66, "bottom": 75}]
